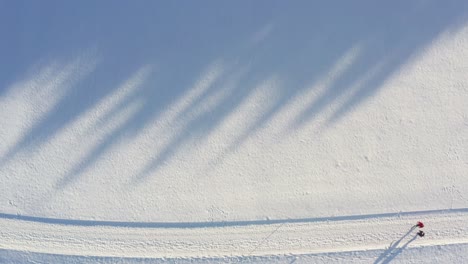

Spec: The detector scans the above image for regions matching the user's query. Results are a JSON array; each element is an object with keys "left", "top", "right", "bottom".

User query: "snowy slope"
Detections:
[
  {"left": 4, "top": 244, "right": 468, "bottom": 264},
  {"left": 2, "top": 209, "right": 468, "bottom": 260},
  {"left": 1, "top": 1, "right": 468, "bottom": 262}
]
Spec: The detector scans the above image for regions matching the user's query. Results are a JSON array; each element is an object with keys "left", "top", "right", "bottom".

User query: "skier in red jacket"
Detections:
[{"left": 416, "top": 221, "right": 424, "bottom": 228}]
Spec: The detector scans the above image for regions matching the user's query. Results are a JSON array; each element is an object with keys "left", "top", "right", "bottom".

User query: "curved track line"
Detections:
[
  {"left": 1, "top": 207, "right": 467, "bottom": 228},
  {"left": 1, "top": 209, "right": 468, "bottom": 259}
]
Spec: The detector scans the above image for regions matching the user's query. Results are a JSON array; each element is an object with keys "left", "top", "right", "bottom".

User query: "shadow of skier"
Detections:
[{"left": 374, "top": 226, "right": 418, "bottom": 264}]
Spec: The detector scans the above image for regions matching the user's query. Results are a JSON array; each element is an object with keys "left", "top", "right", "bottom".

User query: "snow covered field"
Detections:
[{"left": 1, "top": 1, "right": 468, "bottom": 262}]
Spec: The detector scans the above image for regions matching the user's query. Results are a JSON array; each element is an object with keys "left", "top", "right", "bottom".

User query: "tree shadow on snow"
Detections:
[{"left": 0, "top": 0, "right": 467, "bottom": 190}]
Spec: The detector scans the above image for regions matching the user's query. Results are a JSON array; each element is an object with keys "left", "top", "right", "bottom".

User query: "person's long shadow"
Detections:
[{"left": 374, "top": 226, "right": 419, "bottom": 264}]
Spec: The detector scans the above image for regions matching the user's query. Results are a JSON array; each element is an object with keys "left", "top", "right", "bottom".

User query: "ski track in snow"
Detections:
[{"left": 1, "top": 209, "right": 467, "bottom": 260}]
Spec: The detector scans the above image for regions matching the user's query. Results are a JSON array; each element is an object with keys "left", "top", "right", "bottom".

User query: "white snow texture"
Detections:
[{"left": 1, "top": 1, "right": 468, "bottom": 262}]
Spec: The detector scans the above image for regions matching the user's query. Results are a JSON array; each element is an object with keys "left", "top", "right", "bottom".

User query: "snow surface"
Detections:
[
  {"left": 2, "top": 209, "right": 468, "bottom": 258},
  {"left": 1, "top": 1, "right": 468, "bottom": 262}
]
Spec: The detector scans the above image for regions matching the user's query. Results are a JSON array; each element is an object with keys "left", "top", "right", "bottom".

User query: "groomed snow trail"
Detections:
[{"left": 1, "top": 209, "right": 467, "bottom": 259}]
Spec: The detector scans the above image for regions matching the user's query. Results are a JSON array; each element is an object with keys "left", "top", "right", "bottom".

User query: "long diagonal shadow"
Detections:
[
  {"left": 376, "top": 234, "right": 419, "bottom": 264},
  {"left": 374, "top": 226, "right": 417, "bottom": 264}
]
